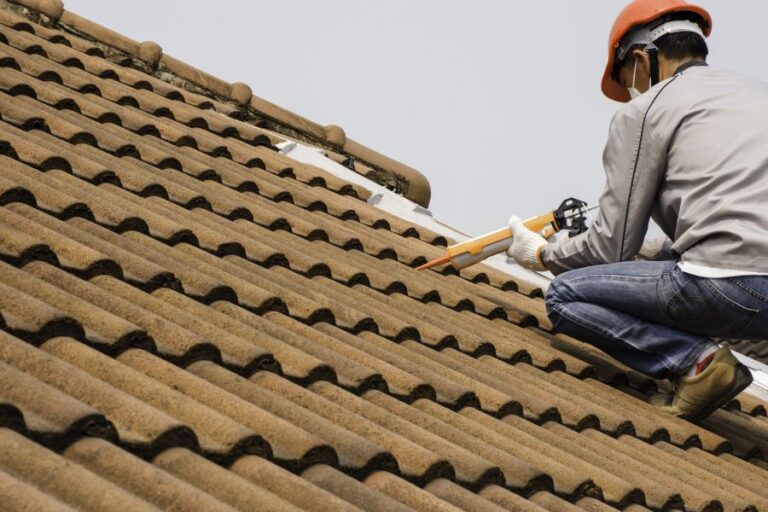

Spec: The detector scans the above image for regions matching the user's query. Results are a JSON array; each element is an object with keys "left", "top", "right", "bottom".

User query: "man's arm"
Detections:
[{"left": 540, "top": 103, "right": 668, "bottom": 275}]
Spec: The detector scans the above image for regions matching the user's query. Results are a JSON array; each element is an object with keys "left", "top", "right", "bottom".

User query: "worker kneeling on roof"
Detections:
[{"left": 507, "top": 0, "right": 766, "bottom": 423}]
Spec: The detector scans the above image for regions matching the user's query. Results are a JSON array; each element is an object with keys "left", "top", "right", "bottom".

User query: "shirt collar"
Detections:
[{"left": 674, "top": 60, "right": 708, "bottom": 75}]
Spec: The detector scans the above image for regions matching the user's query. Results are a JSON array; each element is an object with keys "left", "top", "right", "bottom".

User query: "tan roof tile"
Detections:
[
  {"left": 118, "top": 349, "right": 335, "bottom": 470},
  {"left": 67, "top": 219, "right": 229, "bottom": 301},
  {"left": 0, "top": 278, "right": 83, "bottom": 343},
  {"left": 364, "top": 471, "right": 463, "bottom": 512},
  {"left": 92, "top": 275, "right": 275, "bottom": 374},
  {"left": 0, "top": 467, "right": 79, "bottom": 512},
  {"left": 64, "top": 437, "right": 238, "bottom": 512},
  {"left": 652, "top": 440, "right": 768, "bottom": 509},
  {"left": 0, "top": 204, "right": 119, "bottom": 277},
  {"left": 2, "top": 159, "right": 91, "bottom": 218},
  {"left": 26, "top": 262, "right": 218, "bottom": 363},
  {"left": 0, "top": 428, "right": 161, "bottom": 512},
  {"left": 232, "top": 455, "right": 363, "bottom": 512},
  {"left": 529, "top": 491, "right": 588, "bottom": 512},
  {"left": 0, "top": 360, "right": 114, "bottom": 447},
  {"left": 190, "top": 360, "right": 393, "bottom": 476},
  {"left": 42, "top": 338, "right": 266, "bottom": 462},
  {"left": 9, "top": 203, "right": 178, "bottom": 290},
  {"left": 0, "top": 259, "right": 149, "bottom": 350},
  {"left": 582, "top": 429, "right": 722, "bottom": 512},
  {"left": 457, "top": 407, "right": 639, "bottom": 505},
  {"left": 0, "top": 332, "right": 195, "bottom": 452},
  {"left": 153, "top": 288, "right": 330, "bottom": 381},
  {"left": 253, "top": 373, "right": 453, "bottom": 484},
  {"left": 479, "top": 485, "right": 551, "bottom": 512},
  {"left": 302, "top": 464, "right": 413, "bottom": 512},
  {"left": 152, "top": 447, "right": 301, "bottom": 512},
  {"left": 424, "top": 478, "right": 509, "bottom": 512},
  {"left": 0, "top": 206, "right": 58, "bottom": 266}
]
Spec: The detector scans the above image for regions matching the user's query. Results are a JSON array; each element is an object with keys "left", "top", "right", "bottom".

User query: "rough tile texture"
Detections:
[
  {"left": 0, "top": 2, "right": 767, "bottom": 511},
  {"left": 729, "top": 338, "right": 768, "bottom": 366}
]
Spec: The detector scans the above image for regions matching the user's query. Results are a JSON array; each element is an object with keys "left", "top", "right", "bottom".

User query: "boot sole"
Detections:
[{"left": 681, "top": 363, "right": 754, "bottom": 423}]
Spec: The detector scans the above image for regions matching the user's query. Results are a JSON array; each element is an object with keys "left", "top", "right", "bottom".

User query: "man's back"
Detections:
[{"left": 631, "top": 65, "right": 768, "bottom": 271}]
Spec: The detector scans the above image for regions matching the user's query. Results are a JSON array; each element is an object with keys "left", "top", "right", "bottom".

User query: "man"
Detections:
[{"left": 507, "top": 0, "right": 768, "bottom": 422}]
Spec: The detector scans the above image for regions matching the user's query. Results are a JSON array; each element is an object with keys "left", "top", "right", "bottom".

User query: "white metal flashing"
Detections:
[
  {"left": 277, "top": 141, "right": 551, "bottom": 290},
  {"left": 278, "top": 140, "right": 768, "bottom": 402}
]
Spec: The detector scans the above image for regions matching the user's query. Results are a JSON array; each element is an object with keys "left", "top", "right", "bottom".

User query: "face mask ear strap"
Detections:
[
  {"left": 646, "top": 43, "right": 660, "bottom": 86},
  {"left": 632, "top": 58, "right": 638, "bottom": 87}
]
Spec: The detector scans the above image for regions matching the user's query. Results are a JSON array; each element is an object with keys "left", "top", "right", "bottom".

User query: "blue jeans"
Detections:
[{"left": 545, "top": 260, "right": 768, "bottom": 378}]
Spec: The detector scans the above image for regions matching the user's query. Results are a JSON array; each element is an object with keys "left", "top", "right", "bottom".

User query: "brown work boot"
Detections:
[{"left": 655, "top": 346, "right": 753, "bottom": 423}]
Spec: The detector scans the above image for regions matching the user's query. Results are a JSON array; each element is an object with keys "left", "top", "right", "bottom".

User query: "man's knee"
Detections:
[{"left": 545, "top": 274, "right": 570, "bottom": 327}]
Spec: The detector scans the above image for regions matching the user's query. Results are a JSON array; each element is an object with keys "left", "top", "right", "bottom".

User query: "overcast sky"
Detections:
[{"left": 66, "top": 1, "right": 768, "bottom": 236}]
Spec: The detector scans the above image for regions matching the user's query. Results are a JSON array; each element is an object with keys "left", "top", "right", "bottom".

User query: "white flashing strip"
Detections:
[
  {"left": 734, "top": 353, "right": 768, "bottom": 402},
  {"left": 277, "top": 140, "right": 552, "bottom": 291},
  {"left": 278, "top": 140, "right": 768, "bottom": 402}
]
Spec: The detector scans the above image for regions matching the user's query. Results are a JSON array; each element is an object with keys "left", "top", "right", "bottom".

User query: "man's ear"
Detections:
[{"left": 632, "top": 48, "right": 651, "bottom": 76}]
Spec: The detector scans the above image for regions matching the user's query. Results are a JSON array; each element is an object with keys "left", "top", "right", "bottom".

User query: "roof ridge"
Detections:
[{"left": 6, "top": 0, "right": 432, "bottom": 207}]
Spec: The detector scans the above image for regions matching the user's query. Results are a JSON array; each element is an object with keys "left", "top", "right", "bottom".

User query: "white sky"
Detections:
[{"left": 66, "top": 1, "right": 768, "bottom": 236}]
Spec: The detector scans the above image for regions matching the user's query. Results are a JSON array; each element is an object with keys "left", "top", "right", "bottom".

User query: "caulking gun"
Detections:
[{"left": 417, "top": 198, "right": 597, "bottom": 271}]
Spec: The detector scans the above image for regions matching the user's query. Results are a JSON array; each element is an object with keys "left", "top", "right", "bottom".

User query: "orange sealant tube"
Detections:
[{"left": 417, "top": 212, "right": 556, "bottom": 271}]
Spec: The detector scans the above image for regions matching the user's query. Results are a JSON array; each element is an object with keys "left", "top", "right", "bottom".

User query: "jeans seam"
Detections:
[
  {"left": 565, "top": 274, "right": 666, "bottom": 282},
  {"left": 558, "top": 274, "right": 666, "bottom": 305},
  {"left": 662, "top": 275, "right": 690, "bottom": 329},
  {"left": 701, "top": 279, "right": 759, "bottom": 313},
  {"left": 665, "top": 277, "right": 759, "bottom": 339},
  {"left": 732, "top": 278, "right": 768, "bottom": 304},
  {"left": 703, "top": 280, "right": 759, "bottom": 337},
  {"left": 550, "top": 303, "right": 680, "bottom": 373},
  {"left": 656, "top": 270, "right": 674, "bottom": 323}
]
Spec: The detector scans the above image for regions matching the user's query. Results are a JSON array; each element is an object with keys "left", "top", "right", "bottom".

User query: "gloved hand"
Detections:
[{"left": 507, "top": 216, "right": 548, "bottom": 271}]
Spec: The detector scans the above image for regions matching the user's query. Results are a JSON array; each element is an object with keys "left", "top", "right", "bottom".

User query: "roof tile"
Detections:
[
  {"left": 152, "top": 447, "right": 302, "bottom": 512},
  {"left": 232, "top": 455, "right": 363, "bottom": 512},
  {"left": 118, "top": 349, "right": 335, "bottom": 471},
  {"left": 364, "top": 470, "right": 463, "bottom": 512},
  {"left": 253, "top": 372, "right": 454, "bottom": 484},
  {"left": 26, "top": 261, "right": 219, "bottom": 363},
  {"left": 302, "top": 464, "right": 413, "bottom": 512},
  {"left": 41, "top": 338, "right": 268, "bottom": 463},
  {"left": 0, "top": 428, "right": 161, "bottom": 512},
  {"left": 0, "top": 467, "right": 79, "bottom": 512},
  {"left": 189, "top": 360, "right": 393, "bottom": 476},
  {"left": 63, "top": 437, "right": 238, "bottom": 512},
  {"left": 0, "top": 331, "right": 196, "bottom": 454}
]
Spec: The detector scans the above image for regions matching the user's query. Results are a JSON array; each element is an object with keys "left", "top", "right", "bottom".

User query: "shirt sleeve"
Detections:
[{"left": 540, "top": 103, "right": 668, "bottom": 275}]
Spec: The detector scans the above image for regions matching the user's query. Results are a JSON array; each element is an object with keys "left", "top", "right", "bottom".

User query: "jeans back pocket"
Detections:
[{"left": 665, "top": 277, "right": 758, "bottom": 338}]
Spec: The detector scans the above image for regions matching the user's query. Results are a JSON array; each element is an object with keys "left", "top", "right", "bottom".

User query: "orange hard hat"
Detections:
[{"left": 602, "top": 0, "right": 712, "bottom": 102}]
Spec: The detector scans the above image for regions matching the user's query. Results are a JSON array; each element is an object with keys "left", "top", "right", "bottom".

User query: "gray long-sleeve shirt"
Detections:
[{"left": 542, "top": 64, "right": 768, "bottom": 275}]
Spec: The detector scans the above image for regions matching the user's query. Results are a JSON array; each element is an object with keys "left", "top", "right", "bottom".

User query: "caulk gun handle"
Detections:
[
  {"left": 451, "top": 236, "right": 513, "bottom": 269},
  {"left": 450, "top": 213, "right": 557, "bottom": 270}
]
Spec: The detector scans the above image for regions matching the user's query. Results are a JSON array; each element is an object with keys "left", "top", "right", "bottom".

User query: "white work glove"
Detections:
[{"left": 507, "top": 216, "right": 548, "bottom": 271}]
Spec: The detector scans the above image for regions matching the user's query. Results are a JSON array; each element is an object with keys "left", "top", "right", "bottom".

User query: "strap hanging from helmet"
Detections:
[{"left": 646, "top": 43, "right": 660, "bottom": 86}]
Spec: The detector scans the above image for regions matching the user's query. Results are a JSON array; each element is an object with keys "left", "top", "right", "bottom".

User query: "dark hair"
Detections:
[
  {"left": 655, "top": 30, "right": 709, "bottom": 61},
  {"left": 613, "top": 13, "right": 708, "bottom": 78}
]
